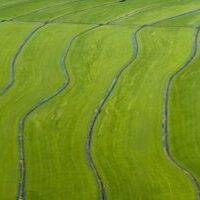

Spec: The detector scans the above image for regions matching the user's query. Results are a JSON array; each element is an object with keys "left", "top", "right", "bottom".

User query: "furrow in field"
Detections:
[{"left": 162, "top": 28, "right": 200, "bottom": 198}]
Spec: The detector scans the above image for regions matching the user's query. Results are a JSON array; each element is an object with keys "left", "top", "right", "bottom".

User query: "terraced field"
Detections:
[{"left": 1, "top": 0, "right": 200, "bottom": 199}]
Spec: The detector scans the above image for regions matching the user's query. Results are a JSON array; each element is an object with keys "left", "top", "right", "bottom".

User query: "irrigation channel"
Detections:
[
  {"left": 162, "top": 28, "right": 200, "bottom": 199},
  {"left": 0, "top": 0, "right": 30, "bottom": 10},
  {"left": 86, "top": 9, "right": 200, "bottom": 200},
  {"left": 1, "top": 2, "right": 200, "bottom": 95},
  {"left": 15, "top": 6, "right": 200, "bottom": 200},
  {"left": 0, "top": 0, "right": 120, "bottom": 95},
  {"left": 0, "top": 1, "right": 199, "bottom": 199},
  {"left": 14, "top": 1, "right": 139, "bottom": 199}
]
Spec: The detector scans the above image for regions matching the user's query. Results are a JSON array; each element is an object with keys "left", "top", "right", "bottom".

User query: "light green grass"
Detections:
[
  {"left": 0, "top": 23, "right": 88, "bottom": 200},
  {"left": 23, "top": 25, "right": 134, "bottom": 200},
  {"left": 0, "top": 0, "right": 29, "bottom": 8},
  {"left": 56, "top": 0, "right": 173, "bottom": 24},
  {"left": 160, "top": 2, "right": 200, "bottom": 191},
  {"left": 91, "top": 27, "right": 196, "bottom": 200},
  {"left": 160, "top": 11, "right": 200, "bottom": 27},
  {"left": 0, "top": 22, "right": 37, "bottom": 90},
  {"left": 56, "top": 1, "right": 142, "bottom": 23},
  {"left": 0, "top": 0, "right": 70, "bottom": 19},
  {"left": 15, "top": 0, "right": 110, "bottom": 22},
  {"left": 0, "top": 0, "right": 200, "bottom": 199},
  {"left": 118, "top": 0, "right": 200, "bottom": 25},
  {"left": 169, "top": 36, "right": 200, "bottom": 183}
]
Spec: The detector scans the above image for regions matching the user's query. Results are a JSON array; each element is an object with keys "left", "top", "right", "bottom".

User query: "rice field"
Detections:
[{"left": 0, "top": 0, "right": 200, "bottom": 199}]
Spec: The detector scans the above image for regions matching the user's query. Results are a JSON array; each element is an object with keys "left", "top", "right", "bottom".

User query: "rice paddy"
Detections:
[{"left": 0, "top": 0, "right": 200, "bottom": 199}]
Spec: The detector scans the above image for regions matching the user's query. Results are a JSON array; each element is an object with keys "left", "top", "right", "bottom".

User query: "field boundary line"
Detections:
[
  {"left": 16, "top": 24, "right": 102, "bottom": 200},
  {"left": 9, "top": 19, "right": 200, "bottom": 29},
  {"left": 86, "top": 8, "right": 200, "bottom": 200},
  {"left": 162, "top": 28, "right": 200, "bottom": 199},
  {"left": 11, "top": 0, "right": 81, "bottom": 21},
  {"left": 0, "top": 0, "right": 121, "bottom": 95},
  {"left": 0, "top": 0, "right": 117, "bottom": 22},
  {"left": 51, "top": 0, "right": 121, "bottom": 22},
  {"left": 15, "top": 4, "right": 145, "bottom": 199},
  {"left": 111, "top": 6, "right": 200, "bottom": 27},
  {"left": 0, "top": 0, "right": 81, "bottom": 21},
  {"left": 0, "top": 0, "right": 29, "bottom": 10},
  {"left": 15, "top": 5, "right": 200, "bottom": 200},
  {"left": 8, "top": 6, "right": 200, "bottom": 29},
  {"left": 86, "top": 26, "right": 143, "bottom": 200},
  {"left": 0, "top": 23, "right": 46, "bottom": 95},
  {"left": 107, "top": 0, "right": 177, "bottom": 24},
  {"left": 150, "top": 8, "right": 200, "bottom": 26}
]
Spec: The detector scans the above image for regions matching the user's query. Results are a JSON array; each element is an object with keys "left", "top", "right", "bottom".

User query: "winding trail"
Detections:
[
  {"left": 162, "top": 28, "right": 200, "bottom": 199},
  {"left": 86, "top": 8, "right": 200, "bottom": 200}
]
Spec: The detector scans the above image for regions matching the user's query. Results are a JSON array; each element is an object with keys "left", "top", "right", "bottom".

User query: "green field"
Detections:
[{"left": 0, "top": 0, "right": 200, "bottom": 199}]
